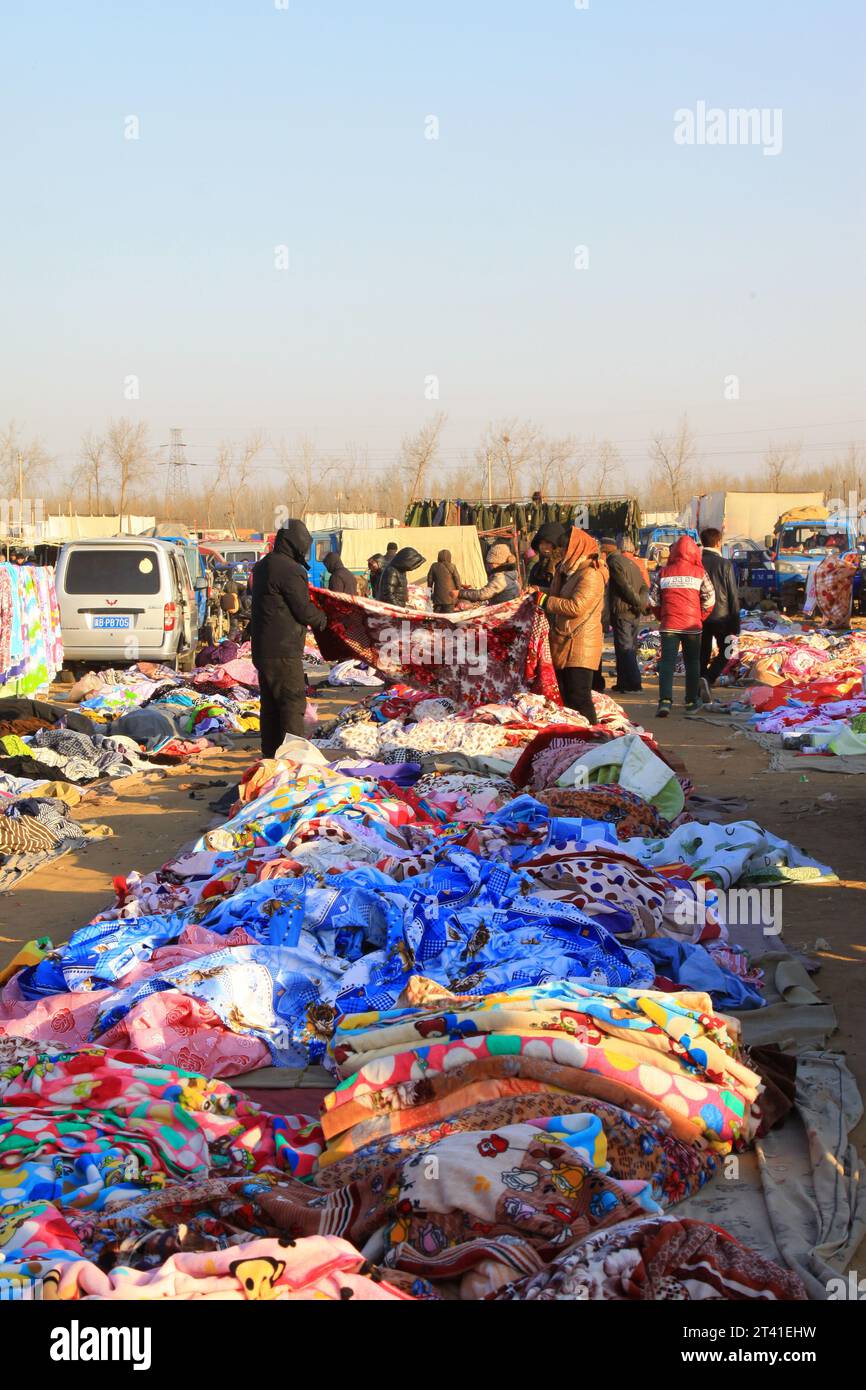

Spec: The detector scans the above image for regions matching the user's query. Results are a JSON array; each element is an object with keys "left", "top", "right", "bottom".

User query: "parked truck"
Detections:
[
  {"left": 768, "top": 507, "right": 861, "bottom": 613},
  {"left": 678, "top": 490, "right": 825, "bottom": 543},
  {"left": 638, "top": 524, "right": 700, "bottom": 572}
]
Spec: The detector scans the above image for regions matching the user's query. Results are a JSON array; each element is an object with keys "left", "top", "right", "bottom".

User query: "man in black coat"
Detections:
[
  {"left": 379, "top": 547, "right": 425, "bottom": 606},
  {"left": 251, "top": 520, "right": 328, "bottom": 756},
  {"left": 323, "top": 551, "right": 358, "bottom": 596},
  {"left": 601, "top": 537, "right": 648, "bottom": 693},
  {"left": 699, "top": 528, "right": 741, "bottom": 696}
]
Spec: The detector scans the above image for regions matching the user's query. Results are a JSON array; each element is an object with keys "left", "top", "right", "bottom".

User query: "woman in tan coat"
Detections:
[{"left": 538, "top": 528, "right": 605, "bottom": 723}]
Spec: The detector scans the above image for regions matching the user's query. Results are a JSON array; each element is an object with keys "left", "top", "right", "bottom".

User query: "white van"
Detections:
[
  {"left": 220, "top": 542, "right": 268, "bottom": 567},
  {"left": 55, "top": 537, "right": 203, "bottom": 670}
]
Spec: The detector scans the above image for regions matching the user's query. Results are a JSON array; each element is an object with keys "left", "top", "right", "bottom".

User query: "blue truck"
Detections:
[
  {"left": 767, "top": 515, "right": 860, "bottom": 613},
  {"left": 638, "top": 525, "right": 699, "bottom": 556}
]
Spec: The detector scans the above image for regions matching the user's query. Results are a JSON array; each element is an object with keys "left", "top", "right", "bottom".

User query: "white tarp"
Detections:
[
  {"left": 7, "top": 514, "right": 156, "bottom": 543},
  {"left": 339, "top": 524, "right": 488, "bottom": 588},
  {"left": 304, "top": 511, "right": 398, "bottom": 531}
]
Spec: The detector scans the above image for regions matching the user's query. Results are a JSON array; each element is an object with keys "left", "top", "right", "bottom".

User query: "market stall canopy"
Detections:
[{"left": 339, "top": 524, "right": 488, "bottom": 588}]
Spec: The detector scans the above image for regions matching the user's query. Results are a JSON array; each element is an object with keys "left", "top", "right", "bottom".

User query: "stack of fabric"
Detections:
[
  {"left": 0, "top": 793, "right": 111, "bottom": 892},
  {"left": 316, "top": 683, "right": 632, "bottom": 773},
  {"left": 733, "top": 618, "right": 866, "bottom": 690},
  {"left": 76, "top": 659, "right": 260, "bottom": 738},
  {"left": 0, "top": 726, "right": 166, "bottom": 786},
  {"left": 709, "top": 620, "right": 866, "bottom": 765}
]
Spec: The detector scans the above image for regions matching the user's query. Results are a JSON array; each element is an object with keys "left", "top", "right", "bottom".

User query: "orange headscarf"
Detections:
[{"left": 561, "top": 528, "right": 602, "bottom": 571}]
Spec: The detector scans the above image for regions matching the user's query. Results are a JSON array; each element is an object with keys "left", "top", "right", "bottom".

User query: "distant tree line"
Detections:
[{"left": 2, "top": 412, "right": 862, "bottom": 535}]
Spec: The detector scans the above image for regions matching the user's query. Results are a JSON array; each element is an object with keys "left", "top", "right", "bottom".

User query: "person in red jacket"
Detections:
[{"left": 648, "top": 535, "right": 715, "bottom": 717}]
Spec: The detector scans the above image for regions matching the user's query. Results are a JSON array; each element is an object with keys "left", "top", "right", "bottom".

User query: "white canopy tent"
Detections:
[{"left": 339, "top": 524, "right": 488, "bottom": 589}]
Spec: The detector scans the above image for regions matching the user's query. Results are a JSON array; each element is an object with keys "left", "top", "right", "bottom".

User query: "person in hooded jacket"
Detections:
[
  {"left": 536, "top": 529, "right": 605, "bottom": 723},
  {"left": 527, "top": 522, "right": 567, "bottom": 591},
  {"left": 426, "top": 549, "right": 461, "bottom": 612},
  {"left": 323, "top": 551, "right": 358, "bottom": 596},
  {"left": 648, "top": 534, "right": 715, "bottom": 717},
  {"left": 379, "top": 546, "right": 425, "bottom": 606},
  {"left": 250, "top": 520, "right": 328, "bottom": 756},
  {"left": 460, "top": 544, "right": 520, "bottom": 605}
]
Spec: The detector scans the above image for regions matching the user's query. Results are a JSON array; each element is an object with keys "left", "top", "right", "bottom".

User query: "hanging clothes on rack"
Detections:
[{"left": 0, "top": 565, "right": 63, "bottom": 697}]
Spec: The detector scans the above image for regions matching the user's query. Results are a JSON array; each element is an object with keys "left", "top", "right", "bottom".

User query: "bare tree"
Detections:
[
  {"left": 342, "top": 442, "right": 372, "bottom": 512},
  {"left": 763, "top": 439, "right": 802, "bottom": 492},
  {"left": 476, "top": 419, "right": 540, "bottom": 501},
  {"left": 399, "top": 412, "right": 447, "bottom": 502},
  {"left": 76, "top": 430, "right": 108, "bottom": 513},
  {"left": 210, "top": 432, "right": 265, "bottom": 534},
  {"left": 531, "top": 434, "right": 578, "bottom": 498},
  {"left": 648, "top": 416, "right": 698, "bottom": 512},
  {"left": 590, "top": 439, "right": 622, "bottom": 496},
  {"left": 0, "top": 420, "right": 52, "bottom": 506},
  {"left": 105, "top": 418, "right": 153, "bottom": 528},
  {"left": 276, "top": 436, "right": 337, "bottom": 522}
]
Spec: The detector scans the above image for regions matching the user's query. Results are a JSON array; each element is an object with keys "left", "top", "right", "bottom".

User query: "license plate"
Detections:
[{"left": 93, "top": 615, "right": 131, "bottom": 630}]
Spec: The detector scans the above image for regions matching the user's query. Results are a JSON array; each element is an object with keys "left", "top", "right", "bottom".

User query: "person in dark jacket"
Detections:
[
  {"left": 379, "top": 546, "right": 425, "bottom": 606},
  {"left": 699, "top": 528, "right": 741, "bottom": 696},
  {"left": 250, "top": 520, "right": 328, "bottom": 756},
  {"left": 527, "top": 522, "right": 567, "bottom": 591},
  {"left": 374, "top": 542, "right": 399, "bottom": 599},
  {"left": 323, "top": 551, "right": 358, "bottom": 596},
  {"left": 601, "top": 538, "right": 649, "bottom": 693},
  {"left": 367, "top": 553, "right": 385, "bottom": 597},
  {"left": 427, "top": 549, "right": 461, "bottom": 612}
]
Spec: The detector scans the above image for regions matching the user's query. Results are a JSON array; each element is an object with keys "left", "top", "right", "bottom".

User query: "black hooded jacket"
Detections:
[
  {"left": 323, "top": 551, "right": 358, "bottom": 596},
  {"left": 379, "top": 547, "right": 425, "bottom": 607},
  {"left": 250, "top": 521, "right": 327, "bottom": 664},
  {"left": 528, "top": 522, "right": 567, "bottom": 591}
]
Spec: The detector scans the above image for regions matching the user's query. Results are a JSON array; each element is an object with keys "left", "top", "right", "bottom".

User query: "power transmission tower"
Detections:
[{"left": 161, "top": 428, "right": 192, "bottom": 517}]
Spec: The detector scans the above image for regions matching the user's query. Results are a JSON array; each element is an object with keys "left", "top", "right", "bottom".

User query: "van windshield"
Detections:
[
  {"left": 64, "top": 549, "right": 161, "bottom": 595},
  {"left": 223, "top": 550, "right": 259, "bottom": 563}
]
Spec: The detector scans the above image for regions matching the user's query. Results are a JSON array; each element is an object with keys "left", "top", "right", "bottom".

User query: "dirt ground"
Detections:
[{"left": 2, "top": 677, "right": 864, "bottom": 1151}]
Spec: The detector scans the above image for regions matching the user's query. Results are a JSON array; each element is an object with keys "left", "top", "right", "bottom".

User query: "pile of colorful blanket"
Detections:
[
  {"left": 710, "top": 620, "right": 866, "bottom": 763},
  {"left": 70, "top": 650, "right": 260, "bottom": 737},
  {"left": 0, "top": 683, "right": 832, "bottom": 1298}
]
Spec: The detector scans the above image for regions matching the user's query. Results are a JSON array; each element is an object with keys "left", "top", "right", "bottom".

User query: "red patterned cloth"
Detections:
[{"left": 311, "top": 588, "right": 560, "bottom": 708}]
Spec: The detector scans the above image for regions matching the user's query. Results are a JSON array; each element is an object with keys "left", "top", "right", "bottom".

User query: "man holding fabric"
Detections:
[{"left": 250, "top": 520, "right": 328, "bottom": 756}]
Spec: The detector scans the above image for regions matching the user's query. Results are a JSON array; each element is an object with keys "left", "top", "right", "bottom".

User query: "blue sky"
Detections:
[{"left": 0, "top": 0, "right": 863, "bottom": 481}]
